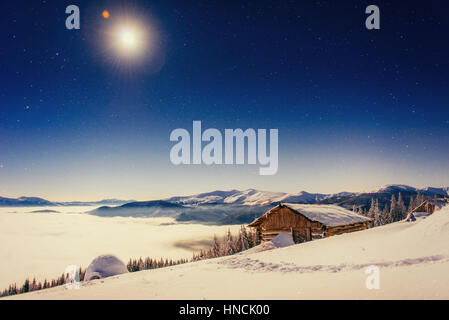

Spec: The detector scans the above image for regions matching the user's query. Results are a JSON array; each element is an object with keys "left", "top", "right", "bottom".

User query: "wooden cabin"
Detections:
[
  {"left": 405, "top": 199, "right": 447, "bottom": 222},
  {"left": 410, "top": 199, "right": 447, "bottom": 215},
  {"left": 248, "top": 203, "right": 372, "bottom": 243}
]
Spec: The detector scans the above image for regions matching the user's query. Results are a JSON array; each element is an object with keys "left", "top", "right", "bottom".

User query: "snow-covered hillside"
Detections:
[{"left": 12, "top": 204, "right": 449, "bottom": 299}]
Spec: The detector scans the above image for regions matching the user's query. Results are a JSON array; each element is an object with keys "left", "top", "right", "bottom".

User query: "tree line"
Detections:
[
  {"left": 0, "top": 268, "right": 87, "bottom": 298},
  {"left": 354, "top": 193, "right": 430, "bottom": 227}
]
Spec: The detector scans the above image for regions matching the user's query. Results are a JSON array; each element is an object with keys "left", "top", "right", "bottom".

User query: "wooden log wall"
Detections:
[
  {"left": 412, "top": 201, "right": 435, "bottom": 214},
  {"left": 325, "top": 222, "right": 370, "bottom": 237},
  {"left": 260, "top": 207, "right": 322, "bottom": 231}
]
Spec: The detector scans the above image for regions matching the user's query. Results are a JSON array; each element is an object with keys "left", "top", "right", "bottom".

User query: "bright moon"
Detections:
[
  {"left": 119, "top": 28, "right": 139, "bottom": 50},
  {"left": 109, "top": 21, "right": 149, "bottom": 61},
  {"left": 102, "top": 12, "right": 161, "bottom": 67}
]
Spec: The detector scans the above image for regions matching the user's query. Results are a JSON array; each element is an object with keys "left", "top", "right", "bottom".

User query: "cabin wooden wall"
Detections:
[
  {"left": 325, "top": 222, "right": 370, "bottom": 237},
  {"left": 412, "top": 201, "right": 436, "bottom": 214},
  {"left": 256, "top": 207, "right": 323, "bottom": 243}
]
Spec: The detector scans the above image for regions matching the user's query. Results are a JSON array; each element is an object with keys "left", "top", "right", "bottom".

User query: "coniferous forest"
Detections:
[{"left": 354, "top": 193, "right": 430, "bottom": 227}]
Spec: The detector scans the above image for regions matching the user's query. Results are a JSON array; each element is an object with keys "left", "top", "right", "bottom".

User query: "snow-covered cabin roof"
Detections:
[{"left": 248, "top": 203, "right": 371, "bottom": 228}]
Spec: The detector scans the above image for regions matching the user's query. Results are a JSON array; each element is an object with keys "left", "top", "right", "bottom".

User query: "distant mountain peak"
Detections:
[
  {"left": 376, "top": 185, "right": 448, "bottom": 197},
  {"left": 378, "top": 185, "right": 417, "bottom": 193}
]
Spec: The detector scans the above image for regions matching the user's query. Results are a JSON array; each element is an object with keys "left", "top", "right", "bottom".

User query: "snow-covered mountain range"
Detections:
[
  {"left": 2, "top": 185, "right": 448, "bottom": 224},
  {"left": 165, "top": 189, "right": 353, "bottom": 206},
  {"left": 2, "top": 185, "right": 447, "bottom": 208},
  {"left": 164, "top": 185, "right": 448, "bottom": 206},
  {"left": 86, "top": 185, "right": 449, "bottom": 224},
  {"left": 0, "top": 197, "right": 133, "bottom": 207}
]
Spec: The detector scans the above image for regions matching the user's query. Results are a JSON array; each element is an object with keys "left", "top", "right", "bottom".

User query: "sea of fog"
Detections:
[{"left": 0, "top": 206, "right": 241, "bottom": 289}]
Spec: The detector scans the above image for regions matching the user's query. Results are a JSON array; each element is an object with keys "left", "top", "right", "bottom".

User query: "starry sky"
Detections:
[{"left": 0, "top": 0, "right": 448, "bottom": 201}]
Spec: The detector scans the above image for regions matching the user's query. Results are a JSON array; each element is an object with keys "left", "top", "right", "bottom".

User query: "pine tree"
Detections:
[
  {"left": 239, "top": 226, "right": 249, "bottom": 251},
  {"left": 235, "top": 230, "right": 243, "bottom": 253},
  {"left": 10, "top": 283, "right": 17, "bottom": 295},
  {"left": 415, "top": 193, "right": 424, "bottom": 206},
  {"left": 397, "top": 193, "right": 406, "bottom": 221},
  {"left": 408, "top": 196, "right": 415, "bottom": 212},
  {"left": 359, "top": 207, "right": 366, "bottom": 216},
  {"left": 22, "top": 279, "right": 30, "bottom": 293},
  {"left": 389, "top": 194, "right": 397, "bottom": 222},
  {"left": 212, "top": 235, "right": 220, "bottom": 257},
  {"left": 380, "top": 203, "right": 390, "bottom": 225},
  {"left": 31, "top": 278, "right": 37, "bottom": 291},
  {"left": 373, "top": 199, "right": 382, "bottom": 226},
  {"left": 224, "top": 229, "right": 235, "bottom": 256},
  {"left": 367, "top": 198, "right": 376, "bottom": 225}
]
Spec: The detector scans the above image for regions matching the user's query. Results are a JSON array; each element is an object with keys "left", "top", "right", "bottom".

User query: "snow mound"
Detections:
[
  {"left": 241, "top": 232, "right": 295, "bottom": 254},
  {"left": 271, "top": 232, "right": 295, "bottom": 248},
  {"left": 84, "top": 254, "right": 128, "bottom": 281}
]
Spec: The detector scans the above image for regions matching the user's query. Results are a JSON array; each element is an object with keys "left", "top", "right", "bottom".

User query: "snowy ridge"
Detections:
[
  {"left": 165, "top": 189, "right": 349, "bottom": 206},
  {"left": 2, "top": 184, "right": 447, "bottom": 208},
  {"left": 0, "top": 196, "right": 133, "bottom": 207},
  {"left": 376, "top": 184, "right": 449, "bottom": 196},
  {"left": 164, "top": 185, "right": 448, "bottom": 207}
]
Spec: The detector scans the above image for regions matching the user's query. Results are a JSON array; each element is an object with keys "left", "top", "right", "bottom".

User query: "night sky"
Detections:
[{"left": 0, "top": 0, "right": 448, "bottom": 200}]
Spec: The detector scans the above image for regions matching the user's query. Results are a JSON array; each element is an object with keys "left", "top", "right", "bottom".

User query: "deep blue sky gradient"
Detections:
[{"left": 0, "top": 0, "right": 448, "bottom": 200}]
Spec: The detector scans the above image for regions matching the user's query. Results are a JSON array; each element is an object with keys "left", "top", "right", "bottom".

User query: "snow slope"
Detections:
[{"left": 10, "top": 204, "right": 449, "bottom": 300}]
